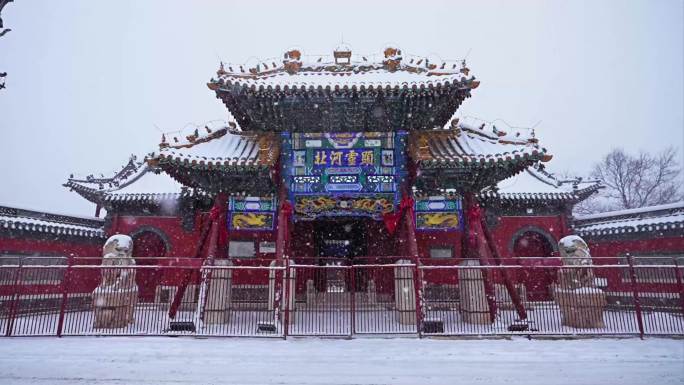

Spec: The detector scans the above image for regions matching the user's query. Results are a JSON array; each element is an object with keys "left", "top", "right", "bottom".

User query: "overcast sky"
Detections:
[{"left": 0, "top": 0, "right": 682, "bottom": 217}]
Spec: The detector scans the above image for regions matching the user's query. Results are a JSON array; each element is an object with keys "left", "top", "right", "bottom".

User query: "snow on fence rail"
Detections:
[{"left": 0, "top": 259, "right": 682, "bottom": 338}]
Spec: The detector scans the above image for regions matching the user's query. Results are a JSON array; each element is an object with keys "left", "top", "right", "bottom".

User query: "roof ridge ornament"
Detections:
[
  {"left": 283, "top": 49, "right": 302, "bottom": 74},
  {"left": 333, "top": 44, "right": 352, "bottom": 65},
  {"left": 383, "top": 46, "right": 402, "bottom": 72},
  {"left": 460, "top": 59, "right": 470, "bottom": 76}
]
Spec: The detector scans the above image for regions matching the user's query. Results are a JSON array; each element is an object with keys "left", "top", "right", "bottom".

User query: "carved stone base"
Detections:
[
  {"left": 92, "top": 289, "right": 138, "bottom": 328},
  {"left": 555, "top": 288, "right": 607, "bottom": 328},
  {"left": 394, "top": 260, "right": 416, "bottom": 325},
  {"left": 458, "top": 260, "right": 492, "bottom": 325},
  {"left": 203, "top": 309, "right": 230, "bottom": 324},
  {"left": 202, "top": 259, "right": 233, "bottom": 325},
  {"left": 461, "top": 310, "right": 491, "bottom": 325}
]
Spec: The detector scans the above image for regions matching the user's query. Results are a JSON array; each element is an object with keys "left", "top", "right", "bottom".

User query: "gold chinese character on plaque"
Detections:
[
  {"left": 329, "top": 151, "right": 343, "bottom": 166},
  {"left": 314, "top": 150, "right": 327, "bottom": 165},
  {"left": 345, "top": 150, "right": 359, "bottom": 166},
  {"left": 361, "top": 150, "right": 374, "bottom": 166}
]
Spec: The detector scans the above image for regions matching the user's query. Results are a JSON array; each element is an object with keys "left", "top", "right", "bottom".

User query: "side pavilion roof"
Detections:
[
  {"left": 65, "top": 123, "right": 281, "bottom": 202},
  {"left": 64, "top": 155, "right": 188, "bottom": 206},
  {"left": 409, "top": 118, "right": 553, "bottom": 191},
  {"left": 573, "top": 202, "right": 684, "bottom": 238},
  {"left": 0, "top": 204, "right": 105, "bottom": 239},
  {"left": 152, "top": 123, "right": 279, "bottom": 195}
]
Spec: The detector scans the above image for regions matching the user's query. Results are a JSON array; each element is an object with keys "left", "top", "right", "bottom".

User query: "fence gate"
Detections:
[{"left": 287, "top": 263, "right": 418, "bottom": 336}]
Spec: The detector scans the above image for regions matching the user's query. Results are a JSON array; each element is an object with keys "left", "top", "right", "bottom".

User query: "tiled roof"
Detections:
[
  {"left": 573, "top": 202, "right": 684, "bottom": 237},
  {"left": 155, "top": 125, "right": 280, "bottom": 170},
  {"left": 64, "top": 155, "right": 186, "bottom": 205},
  {"left": 0, "top": 205, "right": 105, "bottom": 238},
  {"left": 208, "top": 47, "right": 478, "bottom": 132},
  {"left": 409, "top": 117, "right": 550, "bottom": 168},
  {"left": 479, "top": 166, "right": 602, "bottom": 204},
  {"left": 208, "top": 47, "right": 478, "bottom": 91}
]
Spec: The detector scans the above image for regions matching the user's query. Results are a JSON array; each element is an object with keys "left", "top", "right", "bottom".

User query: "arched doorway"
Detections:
[
  {"left": 131, "top": 230, "right": 167, "bottom": 302},
  {"left": 513, "top": 230, "right": 556, "bottom": 301}
]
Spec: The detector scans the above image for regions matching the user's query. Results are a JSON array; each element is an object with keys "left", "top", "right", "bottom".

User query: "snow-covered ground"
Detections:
[{"left": 0, "top": 337, "right": 682, "bottom": 385}]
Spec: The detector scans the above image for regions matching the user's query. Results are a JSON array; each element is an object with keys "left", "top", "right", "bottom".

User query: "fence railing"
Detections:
[{"left": 1, "top": 257, "right": 682, "bottom": 338}]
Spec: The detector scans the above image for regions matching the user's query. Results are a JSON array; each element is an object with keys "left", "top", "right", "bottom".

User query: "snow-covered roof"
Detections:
[
  {"left": 209, "top": 47, "right": 477, "bottom": 90},
  {"left": 574, "top": 201, "right": 684, "bottom": 237},
  {"left": 0, "top": 205, "right": 105, "bottom": 238},
  {"left": 65, "top": 155, "right": 187, "bottom": 205},
  {"left": 155, "top": 124, "right": 279, "bottom": 170},
  {"left": 480, "top": 165, "right": 602, "bottom": 203},
  {"left": 410, "top": 117, "right": 549, "bottom": 168}
]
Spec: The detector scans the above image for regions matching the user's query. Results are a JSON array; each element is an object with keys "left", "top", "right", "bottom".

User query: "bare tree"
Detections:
[{"left": 587, "top": 147, "right": 682, "bottom": 212}]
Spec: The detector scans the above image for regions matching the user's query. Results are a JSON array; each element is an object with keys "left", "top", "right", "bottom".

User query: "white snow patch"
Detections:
[{"left": 0, "top": 337, "right": 681, "bottom": 385}]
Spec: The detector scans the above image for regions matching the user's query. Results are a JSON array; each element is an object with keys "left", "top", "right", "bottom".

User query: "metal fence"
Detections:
[{"left": 1, "top": 257, "right": 682, "bottom": 338}]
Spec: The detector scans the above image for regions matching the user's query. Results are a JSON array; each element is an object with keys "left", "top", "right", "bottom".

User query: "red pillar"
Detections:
[
  {"left": 405, "top": 198, "right": 419, "bottom": 260},
  {"left": 169, "top": 196, "right": 223, "bottom": 319},
  {"left": 275, "top": 200, "right": 292, "bottom": 261}
]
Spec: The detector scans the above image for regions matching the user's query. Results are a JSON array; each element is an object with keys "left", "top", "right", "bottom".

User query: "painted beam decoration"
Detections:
[
  {"left": 228, "top": 196, "right": 275, "bottom": 231},
  {"left": 415, "top": 196, "right": 463, "bottom": 230},
  {"left": 288, "top": 132, "right": 406, "bottom": 219}
]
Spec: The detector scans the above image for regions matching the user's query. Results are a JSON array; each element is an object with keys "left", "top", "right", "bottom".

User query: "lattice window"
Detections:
[
  {"left": 367, "top": 175, "right": 394, "bottom": 183},
  {"left": 329, "top": 175, "right": 357, "bottom": 183}
]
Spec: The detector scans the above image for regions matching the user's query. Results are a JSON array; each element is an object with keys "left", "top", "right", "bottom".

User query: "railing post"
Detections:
[
  {"left": 626, "top": 255, "right": 645, "bottom": 339},
  {"left": 283, "top": 259, "right": 290, "bottom": 340},
  {"left": 413, "top": 260, "right": 423, "bottom": 337},
  {"left": 56, "top": 259, "right": 73, "bottom": 337},
  {"left": 5, "top": 261, "right": 23, "bottom": 337},
  {"left": 350, "top": 265, "right": 356, "bottom": 337},
  {"left": 672, "top": 257, "right": 684, "bottom": 319}
]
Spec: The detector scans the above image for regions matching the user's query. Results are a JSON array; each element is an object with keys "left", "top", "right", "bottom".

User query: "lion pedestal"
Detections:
[
  {"left": 554, "top": 235, "right": 607, "bottom": 329},
  {"left": 93, "top": 235, "right": 139, "bottom": 329}
]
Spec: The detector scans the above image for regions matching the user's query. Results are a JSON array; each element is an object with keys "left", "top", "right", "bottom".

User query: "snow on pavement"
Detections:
[{"left": 0, "top": 337, "right": 682, "bottom": 385}]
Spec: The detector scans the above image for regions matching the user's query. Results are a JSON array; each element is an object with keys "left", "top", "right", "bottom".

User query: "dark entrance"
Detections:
[
  {"left": 313, "top": 217, "right": 368, "bottom": 292},
  {"left": 513, "top": 231, "right": 557, "bottom": 301}
]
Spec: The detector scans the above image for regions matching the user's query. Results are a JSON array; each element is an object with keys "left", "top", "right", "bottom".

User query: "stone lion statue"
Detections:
[
  {"left": 93, "top": 234, "right": 139, "bottom": 328},
  {"left": 555, "top": 235, "right": 606, "bottom": 328},
  {"left": 558, "top": 235, "right": 595, "bottom": 289},
  {"left": 100, "top": 234, "right": 137, "bottom": 290}
]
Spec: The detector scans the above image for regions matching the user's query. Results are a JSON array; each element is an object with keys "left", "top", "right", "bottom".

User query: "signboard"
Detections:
[
  {"left": 415, "top": 196, "right": 463, "bottom": 231},
  {"left": 228, "top": 196, "right": 276, "bottom": 231},
  {"left": 288, "top": 132, "right": 406, "bottom": 219}
]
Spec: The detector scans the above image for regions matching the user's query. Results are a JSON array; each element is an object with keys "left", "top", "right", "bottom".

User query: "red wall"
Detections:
[
  {"left": 110, "top": 215, "right": 203, "bottom": 257},
  {"left": 0, "top": 237, "right": 102, "bottom": 260},
  {"left": 0, "top": 235, "right": 104, "bottom": 296},
  {"left": 587, "top": 236, "right": 684, "bottom": 261}
]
